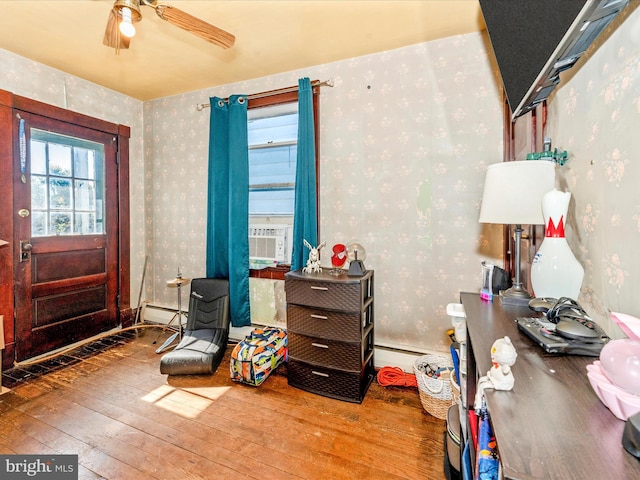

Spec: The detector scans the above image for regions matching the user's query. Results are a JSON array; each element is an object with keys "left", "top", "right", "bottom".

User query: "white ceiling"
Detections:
[{"left": 0, "top": 1, "right": 485, "bottom": 101}]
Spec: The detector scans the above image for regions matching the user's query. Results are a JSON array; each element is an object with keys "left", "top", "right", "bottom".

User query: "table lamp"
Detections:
[{"left": 478, "top": 160, "right": 555, "bottom": 305}]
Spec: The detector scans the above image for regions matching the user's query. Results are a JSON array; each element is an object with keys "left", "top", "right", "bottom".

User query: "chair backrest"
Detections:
[{"left": 187, "top": 278, "right": 230, "bottom": 331}]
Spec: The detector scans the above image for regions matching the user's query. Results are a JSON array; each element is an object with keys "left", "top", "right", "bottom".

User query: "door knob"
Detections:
[{"left": 20, "top": 240, "right": 32, "bottom": 262}]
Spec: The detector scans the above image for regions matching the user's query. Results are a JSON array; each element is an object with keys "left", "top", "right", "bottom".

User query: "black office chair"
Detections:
[{"left": 160, "top": 278, "right": 230, "bottom": 375}]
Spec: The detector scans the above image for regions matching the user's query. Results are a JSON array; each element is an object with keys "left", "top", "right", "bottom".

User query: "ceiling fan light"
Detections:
[
  {"left": 119, "top": 7, "right": 136, "bottom": 37},
  {"left": 114, "top": 0, "right": 142, "bottom": 19}
]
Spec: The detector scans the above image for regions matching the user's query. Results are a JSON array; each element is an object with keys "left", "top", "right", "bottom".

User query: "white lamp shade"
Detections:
[{"left": 479, "top": 160, "right": 556, "bottom": 225}]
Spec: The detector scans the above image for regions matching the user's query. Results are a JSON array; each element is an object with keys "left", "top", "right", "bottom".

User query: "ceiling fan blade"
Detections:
[
  {"left": 154, "top": 4, "right": 235, "bottom": 49},
  {"left": 103, "top": 8, "right": 131, "bottom": 49}
]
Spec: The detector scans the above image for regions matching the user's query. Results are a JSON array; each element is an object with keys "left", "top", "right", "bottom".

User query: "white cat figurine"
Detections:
[{"left": 474, "top": 336, "right": 518, "bottom": 411}]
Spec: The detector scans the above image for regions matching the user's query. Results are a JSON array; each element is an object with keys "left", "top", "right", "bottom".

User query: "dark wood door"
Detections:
[{"left": 13, "top": 111, "right": 119, "bottom": 361}]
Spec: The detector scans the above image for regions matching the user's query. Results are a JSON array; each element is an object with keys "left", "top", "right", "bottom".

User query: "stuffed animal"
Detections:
[
  {"left": 302, "top": 239, "right": 326, "bottom": 274},
  {"left": 474, "top": 336, "right": 518, "bottom": 412}
]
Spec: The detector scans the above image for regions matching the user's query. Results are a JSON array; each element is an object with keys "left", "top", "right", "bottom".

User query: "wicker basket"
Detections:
[{"left": 413, "top": 353, "right": 456, "bottom": 420}]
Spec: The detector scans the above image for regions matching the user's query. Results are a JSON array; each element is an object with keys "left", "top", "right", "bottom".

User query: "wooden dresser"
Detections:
[
  {"left": 285, "top": 269, "right": 374, "bottom": 403},
  {"left": 460, "top": 292, "right": 640, "bottom": 479}
]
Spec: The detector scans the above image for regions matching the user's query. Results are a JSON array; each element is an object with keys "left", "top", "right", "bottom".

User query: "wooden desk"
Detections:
[{"left": 460, "top": 292, "right": 640, "bottom": 480}]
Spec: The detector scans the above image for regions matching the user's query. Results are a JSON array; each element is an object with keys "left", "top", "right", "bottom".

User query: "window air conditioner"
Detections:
[{"left": 249, "top": 224, "right": 292, "bottom": 264}]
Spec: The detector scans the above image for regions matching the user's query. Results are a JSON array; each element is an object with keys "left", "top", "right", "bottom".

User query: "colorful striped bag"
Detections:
[{"left": 230, "top": 327, "right": 287, "bottom": 386}]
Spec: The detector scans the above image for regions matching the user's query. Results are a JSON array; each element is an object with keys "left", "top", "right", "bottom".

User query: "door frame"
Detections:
[{"left": 0, "top": 89, "right": 131, "bottom": 371}]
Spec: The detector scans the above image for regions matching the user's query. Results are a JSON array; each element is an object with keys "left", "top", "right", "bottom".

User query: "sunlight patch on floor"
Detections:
[{"left": 140, "top": 384, "right": 231, "bottom": 418}]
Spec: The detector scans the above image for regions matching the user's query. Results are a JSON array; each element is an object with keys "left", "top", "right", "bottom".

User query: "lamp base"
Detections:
[
  {"left": 499, "top": 286, "right": 533, "bottom": 306},
  {"left": 347, "top": 260, "right": 366, "bottom": 276}
]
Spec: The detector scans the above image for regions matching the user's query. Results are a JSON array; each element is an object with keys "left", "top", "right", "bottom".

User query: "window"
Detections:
[
  {"left": 248, "top": 102, "right": 298, "bottom": 219},
  {"left": 248, "top": 102, "right": 298, "bottom": 266},
  {"left": 246, "top": 87, "right": 319, "bottom": 275},
  {"left": 30, "top": 129, "right": 105, "bottom": 237}
]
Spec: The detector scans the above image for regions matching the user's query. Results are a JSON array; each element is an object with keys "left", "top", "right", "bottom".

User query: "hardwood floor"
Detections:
[{"left": 0, "top": 329, "right": 448, "bottom": 479}]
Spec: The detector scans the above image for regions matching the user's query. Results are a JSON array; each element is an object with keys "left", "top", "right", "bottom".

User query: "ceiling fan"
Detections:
[{"left": 103, "top": 0, "right": 235, "bottom": 51}]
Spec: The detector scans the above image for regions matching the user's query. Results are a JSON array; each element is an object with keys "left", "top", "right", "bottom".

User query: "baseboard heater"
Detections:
[{"left": 141, "top": 303, "right": 436, "bottom": 373}]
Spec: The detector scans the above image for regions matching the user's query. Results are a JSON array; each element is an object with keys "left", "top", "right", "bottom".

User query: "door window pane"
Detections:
[
  {"left": 30, "top": 129, "right": 105, "bottom": 237},
  {"left": 75, "top": 180, "right": 96, "bottom": 210},
  {"left": 74, "top": 212, "right": 97, "bottom": 234},
  {"left": 48, "top": 143, "right": 72, "bottom": 177},
  {"left": 49, "top": 178, "right": 71, "bottom": 209},
  {"left": 31, "top": 176, "right": 47, "bottom": 209},
  {"left": 50, "top": 213, "right": 72, "bottom": 235},
  {"left": 31, "top": 140, "right": 47, "bottom": 174},
  {"left": 31, "top": 212, "right": 46, "bottom": 237},
  {"left": 74, "top": 148, "right": 96, "bottom": 179}
]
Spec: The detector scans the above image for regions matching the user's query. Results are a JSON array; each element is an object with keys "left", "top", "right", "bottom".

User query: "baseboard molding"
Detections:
[
  {"left": 142, "top": 303, "right": 438, "bottom": 373},
  {"left": 140, "top": 302, "right": 179, "bottom": 325},
  {"left": 374, "top": 346, "right": 422, "bottom": 373}
]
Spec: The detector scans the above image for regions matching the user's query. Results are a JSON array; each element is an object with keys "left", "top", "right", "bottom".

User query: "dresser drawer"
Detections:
[
  {"left": 285, "top": 276, "right": 363, "bottom": 311},
  {"left": 287, "top": 304, "right": 361, "bottom": 342},
  {"left": 288, "top": 332, "right": 371, "bottom": 371},
  {"left": 285, "top": 269, "right": 375, "bottom": 403},
  {"left": 288, "top": 357, "right": 374, "bottom": 403}
]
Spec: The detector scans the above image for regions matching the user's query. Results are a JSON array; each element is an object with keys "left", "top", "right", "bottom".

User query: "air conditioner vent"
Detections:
[{"left": 249, "top": 224, "right": 292, "bottom": 263}]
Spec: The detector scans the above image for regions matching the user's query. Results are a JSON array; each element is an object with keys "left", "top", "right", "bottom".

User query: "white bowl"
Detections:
[{"left": 586, "top": 361, "right": 640, "bottom": 420}]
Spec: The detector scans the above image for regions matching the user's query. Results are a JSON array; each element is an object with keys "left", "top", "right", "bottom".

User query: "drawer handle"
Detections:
[
  {"left": 311, "top": 342, "right": 329, "bottom": 349},
  {"left": 311, "top": 370, "right": 329, "bottom": 377},
  {"left": 310, "top": 314, "right": 328, "bottom": 320},
  {"left": 310, "top": 286, "right": 329, "bottom": 291}
]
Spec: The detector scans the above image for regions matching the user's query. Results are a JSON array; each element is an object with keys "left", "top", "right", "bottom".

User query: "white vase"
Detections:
[{"left": 530, "top": 190, "right": 584, "bottom": 300}]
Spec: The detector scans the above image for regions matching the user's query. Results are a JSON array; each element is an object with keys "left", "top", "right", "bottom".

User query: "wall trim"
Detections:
[{"left": 141, "top": 303, "right": 444, "bottom": 373}]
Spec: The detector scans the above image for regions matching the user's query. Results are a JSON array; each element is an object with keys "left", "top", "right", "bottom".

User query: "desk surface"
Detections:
[{"left": 461, "top": 292, "right": 640, "bottom": 480}]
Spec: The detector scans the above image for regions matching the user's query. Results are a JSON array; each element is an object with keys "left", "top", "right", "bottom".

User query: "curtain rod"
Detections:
[{"left": 195, "top": 78, "right": 334, "bottom": 111}]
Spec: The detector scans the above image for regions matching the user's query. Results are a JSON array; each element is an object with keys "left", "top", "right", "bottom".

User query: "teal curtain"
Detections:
[
  {"left": 291, "top": 78, "right": 318, "bottom": 271},
  {"left": 206, "top": 95, "right": 251, "bottom": 327}
]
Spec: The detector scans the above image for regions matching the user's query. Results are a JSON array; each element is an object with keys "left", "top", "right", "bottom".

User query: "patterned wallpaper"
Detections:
[
  {"left": 145, "top": 32, "right": 504, "bottom": 354},
  {"left": 0, "top": 47, "right": 148, "bottom": 331},
  {"left": 8, "top": 8, "right": 640, "bottom": 350},
  {"left": 4, "top": 4, "right": 638, "bottom": 354},
  {"left": 2, "top": 4, "right": 639, "bottom": 359},
  {"left": 544, "top": 4, "right": 640, "bottom": 334}
]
